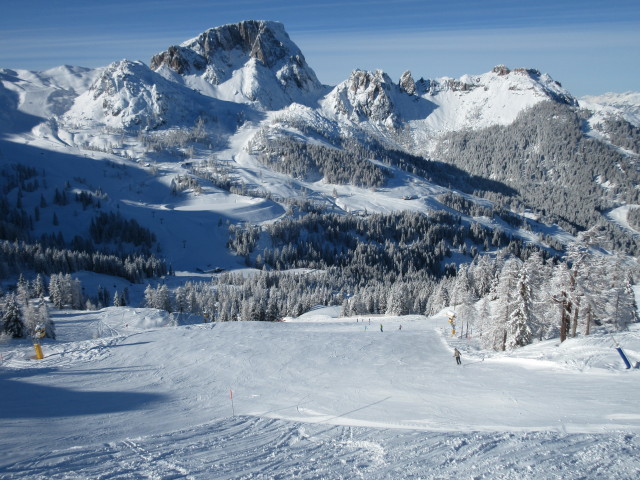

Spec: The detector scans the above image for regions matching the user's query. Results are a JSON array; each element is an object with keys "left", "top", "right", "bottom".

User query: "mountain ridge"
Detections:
[
  {"left": 150, "top": 20, "right": 325, "bottom": 110},
  {"left": 1, "top": 20, "right": 640, "bottom": 268}
]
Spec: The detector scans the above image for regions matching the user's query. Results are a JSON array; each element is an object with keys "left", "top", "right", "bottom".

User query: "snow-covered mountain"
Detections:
[
  {"left": 1, "top": 19, "right": 640, "bottom": 271},
  {"left": 317, "top": 64, "right": 579, "bottom": 153},
  {"left": 411, "top": 65, "right": 577, "bottom": 134},
  {"left": 1, "top": 20, "right": 639, "bottom": 267},
  {"left": 0, "top": 65, "right": 100, "bottom": 133},
  {"left": 3, "top": 20, "right": 640, "bottom": 479},
  {"left": 150, "top": 20, "right": 326, "bottom": 110},
  {"left": 61, "top": 59, "right": 249, "bottom": 131},
  {"left": 580, "top": 91, "right": 640, "bottom": 127}
]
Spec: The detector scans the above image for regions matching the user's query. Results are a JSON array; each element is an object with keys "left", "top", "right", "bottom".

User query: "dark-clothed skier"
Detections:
[{"left": 453, "top": 348, "right": 462, "bottom": 365}]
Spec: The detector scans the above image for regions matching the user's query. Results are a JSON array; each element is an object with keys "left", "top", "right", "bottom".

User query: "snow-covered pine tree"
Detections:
[
  {"left": 469, "top": 255, "right": 497, "bottom": 299},
  {"left": 426, "top": 280, "right": 450, "bottom": 315},
  {"left": 23, "top": 301, "right": 39, "bottom": 337},
  {"left": 549, "top": 262, "right": 572, "bottom": 342},
  {"left": 156, "top": 285, "right": 172, "bottom": 312},
  {"left": 505, "top": 268, "right": 533, "bottom": 349},
  {"left": 600, "top": 264, "right": 638, "bottom": 330},
  {"left": 39, "top": 298, "right": 55, "bottom": 339},
  {"left": 386, "top": 282, "right": 409, "bottom": 316},
  {"left": 16, "top": 274, "right": 30, "bottom": 306},
  {"left": 113, "top": 290, "right": 122, "bottom": 307},
  {"left": 452, "top": 264, "right": 478, "bottom": 336},
  {"left": 474, "top": 295, "right": 491, "bottom": 339},
  {"left": 2, "top": 293, "right": 25, "bottom": 338},
  {"left": 174, "top": 287, "right": 187, "bottom": 313},
  {"left": 144, "top": 284, "right": 155, "bottom": 309},
  {"left": 266, "top": 295, "right": 279, "bottom": 322},
  {"left": 486, "top": 257, "right": 520, "bottom": 350},
  {"left": 49, "top": 274, "right": 64, "bottom": 309},
  {"left": 32, "top": 273, "right": 46, "bottom": 298},
  {"left": 66, "top": 274, "right": 84, "bottom": 310},
  {"left": 523, "top": 251, "right": 552, "bottom": 340}
]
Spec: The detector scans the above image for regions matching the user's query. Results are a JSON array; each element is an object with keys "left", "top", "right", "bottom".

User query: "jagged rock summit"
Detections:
[
  {"left": 63, "top": 60, "right": 204, "bottom": 130},
  {"left": 150, "top": 20, "right": 325, "bottom": 110},
  {"left": 322, "top": 69, "right": 437, "bottom": 128}
]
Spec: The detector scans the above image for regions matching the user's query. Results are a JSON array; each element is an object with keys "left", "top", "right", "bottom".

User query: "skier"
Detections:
[
  {"left": 380, "top": 324, "right": 383, "bottom": 332},
  {"left": 453, "top": 348, "right": 461, "bottom": 365}
]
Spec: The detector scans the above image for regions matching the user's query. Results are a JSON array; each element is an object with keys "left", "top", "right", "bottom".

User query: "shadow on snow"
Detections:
[{"left": 0, "top": 367, "right": 166, "bottom": 419}]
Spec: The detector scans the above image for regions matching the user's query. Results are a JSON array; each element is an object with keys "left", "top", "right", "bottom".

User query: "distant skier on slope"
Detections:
[
  {"left": 380, "top": 324, "right": 383, "bottom": 332},
  {"left": 453, "top": 348, "right": 462, "bottom": 365}
]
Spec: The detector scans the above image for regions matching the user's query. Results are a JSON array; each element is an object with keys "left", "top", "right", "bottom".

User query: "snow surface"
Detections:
[
  {"left": 580, "top": 92, "right": 640, "bottom": 128},
  {"left": 2, "top": 27, "right": 640, "bottom": 478},
  {"left": 607, "top": 205, "right": 640, "bottom": 240},
  {"left": 1, "top": 307, "right": 639, "bottom": 479}
]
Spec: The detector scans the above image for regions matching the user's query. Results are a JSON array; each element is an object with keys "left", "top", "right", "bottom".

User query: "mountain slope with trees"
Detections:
[{"left": 1, "top": 20, "right": 639, "bottom": 352}]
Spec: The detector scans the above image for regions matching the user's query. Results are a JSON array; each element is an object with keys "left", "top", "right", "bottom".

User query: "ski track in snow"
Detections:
[
  {"left": 2, "top": 311, "right": 640, "bottom": 478},
  {"left": 3, "top": 418, "right": 639, "bottom": 479}
]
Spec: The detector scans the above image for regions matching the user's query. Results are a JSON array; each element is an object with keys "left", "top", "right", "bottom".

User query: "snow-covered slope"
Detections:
[
  {"left": 415, "top": 65, "right": 576, "bottom": 133},
  {"left": 321, "top": 69, "right": 436, "bottom": 128},
  {"left": 581, "top": 91, "right": 640, "bottom": 127},
  {"left": 0, "top": 20, "right": 636, "bottom": 274},
  {"left": 314, "top": 64, "right": 579, "bottom": 153},
  {"left": 320, "top": 65, "right": 576, "bottom": 134},
  {"left": 61, "top": 59, "right": 250, "bottom": 131},
  {"left": 151, "top": 20, "right": 326, "bottom": 110},
  {"left": 0, "top": 65, "right": 100, "bottom": 133},
  {"left": 1, "top": 308, "right": 639, "bottom": 478}
]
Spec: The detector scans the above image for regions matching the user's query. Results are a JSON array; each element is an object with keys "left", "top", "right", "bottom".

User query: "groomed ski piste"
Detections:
[{"left": 1, "top": 305, "right": 639, "bottom": 479}]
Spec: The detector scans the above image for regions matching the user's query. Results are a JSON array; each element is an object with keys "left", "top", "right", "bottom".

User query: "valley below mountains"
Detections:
[{"left": 1, "top": 18, "right": 640, "bottom": 340}]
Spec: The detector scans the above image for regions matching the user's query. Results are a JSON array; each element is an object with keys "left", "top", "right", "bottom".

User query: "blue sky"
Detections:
[{"left": 1, "top": 0, "right": 638, "bottom": 97}]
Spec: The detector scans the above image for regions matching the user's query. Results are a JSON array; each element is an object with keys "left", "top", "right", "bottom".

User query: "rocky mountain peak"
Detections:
[
  {"left": 399, "top": 71, "right": 416, "bottom": 95},
  {"left": 151, "top": 21, "right": 287, "bottom": 74},
  {"left": 63, "top": 59, "right": 224, "bottom": 130},
  {"left": 150, "top": 20, "right": 323, "bottom": 110},
  {"left": 328, "top": 69, "right": 399, "bottom": 124}
]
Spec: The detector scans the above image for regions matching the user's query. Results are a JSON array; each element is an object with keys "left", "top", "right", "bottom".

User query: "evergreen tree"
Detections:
[
  {"left": 452, "top": 264, "right": 477, "bottom": 335},
  {"left": 266, "top": 295, "right": 280, "bottom": 322},
  {"left": 156, "top": 285, "right": 172, "bottom": 312},
  {"left": 506, "top": 269, "right": 533, "bottom": 349},
  {"left": 549, "top": 262, "right": 572, "bottom": 342},
  {"left": 49, "top": 274, "right": 64, "bottom": 309},
  {"left": 39, "top": 298, "right": 55, "bottom": 339},
  {"left": 487, "top": 257, "right": 520, "bottom": 350},
  {"left": 144, "top": 284, "right": 155, "bottom": 309},
  {"left": 523, "top": 251, "right": 552, "bottom": 340},
  {"left": 386, "top": 282, "right": 409, "bottom": 316},
  {"left": 16, "top": 274, "right": 29, "bottom": 303},
  {"left": 475, "top": 295, "right": 492, "bottom": 339},
  {"left": 113, "top": 290, "right": 122, "bottom": 307},
  {"left": 2, "top": 293, "right": 25, "bottom": 338},
  {"left": 32, "top": 273, "right": 46, "bottom": 298}
]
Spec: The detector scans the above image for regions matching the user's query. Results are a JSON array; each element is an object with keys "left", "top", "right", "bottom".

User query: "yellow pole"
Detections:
[{"left": 33, "top": 325, "right": 46, "bottom": 360}]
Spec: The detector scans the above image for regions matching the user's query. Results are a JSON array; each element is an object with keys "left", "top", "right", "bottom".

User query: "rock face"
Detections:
[
  {"left": 150, "top": 20, "right": 324, "bottom": 110},
  {"left": 399, "top": 71, "right": 416, "bottom": 96},
  {"left": 328, "top": 69, "right": 400, "bottom": 125},
  {"left": 63, "top": 60, "right": 225, "bottom": 130}
]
